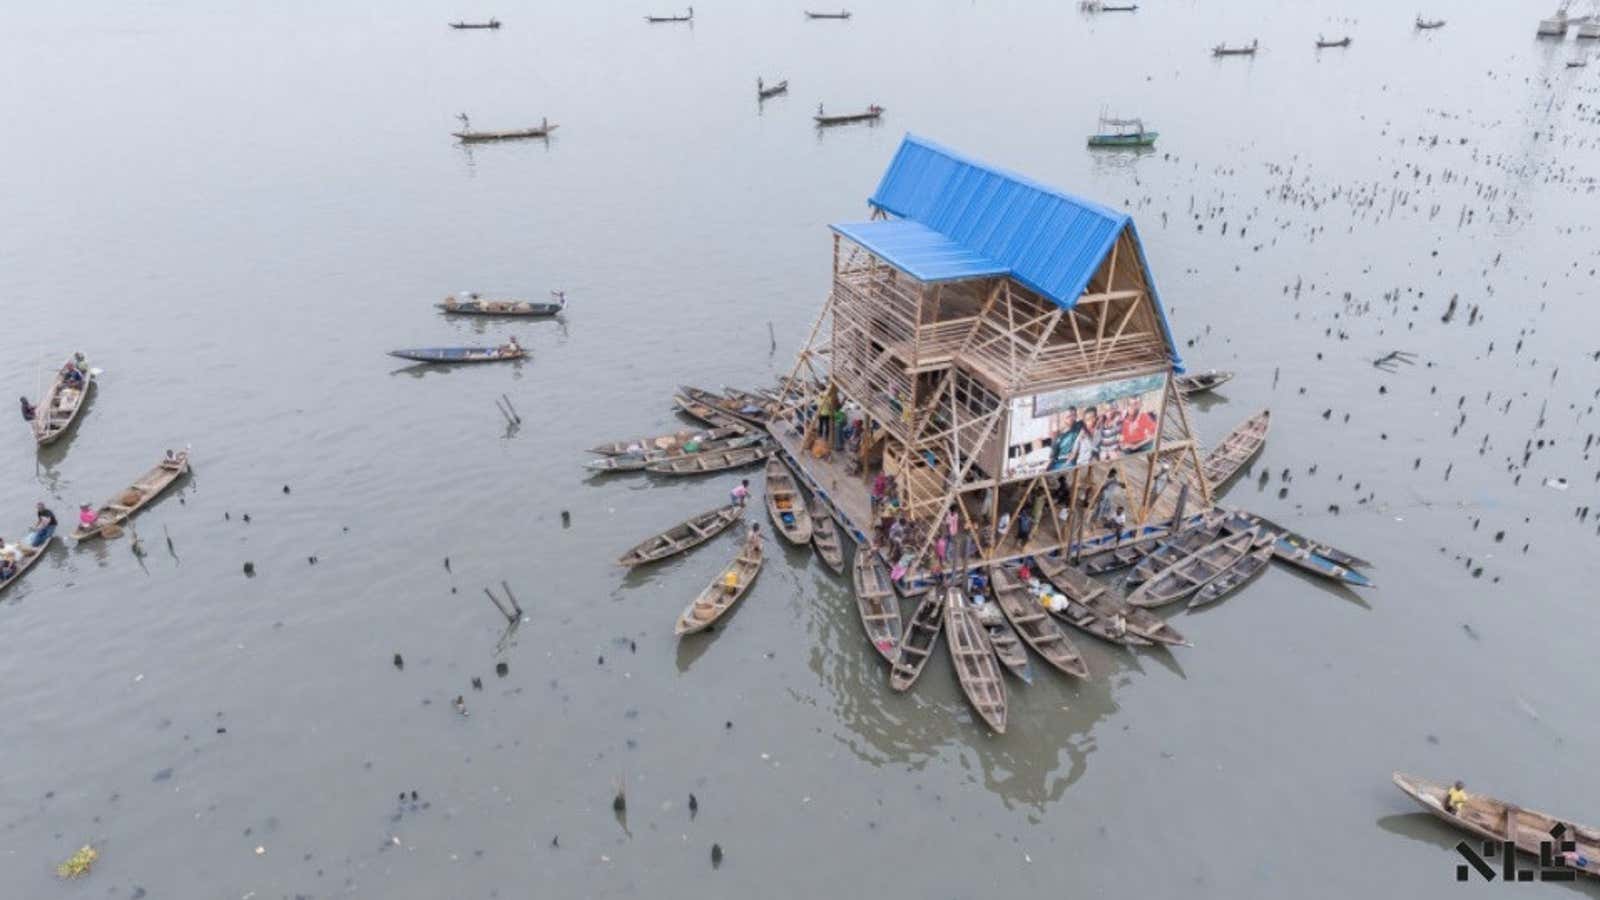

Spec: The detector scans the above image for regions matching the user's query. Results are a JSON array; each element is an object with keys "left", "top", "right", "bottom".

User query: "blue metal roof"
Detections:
[
  {"left": 829, "top": 220, "right": 1010, "bottom": 283},
  {"left": 830, "top": 134, "right": 1180, "bottom": 366}
]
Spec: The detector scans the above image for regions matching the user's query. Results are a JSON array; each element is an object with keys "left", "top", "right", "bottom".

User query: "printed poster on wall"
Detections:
[{"left": 1002, "top": 373, "right": 1167, "bottom": 479}]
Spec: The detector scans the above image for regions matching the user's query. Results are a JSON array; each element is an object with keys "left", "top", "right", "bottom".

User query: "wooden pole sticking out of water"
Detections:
[{"left": 501, "top": 393, "right": 521, "bottom": 423}]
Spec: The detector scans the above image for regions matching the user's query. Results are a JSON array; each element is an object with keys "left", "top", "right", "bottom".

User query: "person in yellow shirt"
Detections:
[{"left": 1445, "top": 781, "right": 1468, "bottom": 814}]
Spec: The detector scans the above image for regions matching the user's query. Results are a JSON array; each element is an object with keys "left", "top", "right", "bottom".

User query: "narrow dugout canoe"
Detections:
[
  {"left": 764, "top": 457, "right": 813, "bottom": 545},
  {"left": 672, "top": 393, "right": 750, "bottom": 431},
  {"left": 675, "top": 531, "right": 762, "bottom": 635},
  {"left": 1034, "top": 555, "right": 1188, "bottom": 646},
  {"left": 680, "top": 385, "right": 771, "bottom": 426},
  {"left": 815, "top": 106, "right": 883, "bottom": 126},
  {"left": 1076, "top": 527, "right": 1174, "bottom": 575},
  {"left": 437, "top": 293, "right": 565, "bottom": 316},
  {"left": 980, "top": 608, "right": 1035, "bottom": 685},
  {"left": 1125, "top": 518, "right": 1225, "bottom": 587},
  {"left": 453, "top": 122, "right": 557, "bottom": 142},
  {"left": 945, "top": 587, "right": 1006, "bottom": 733},
  {"left": 73, "top": 452, "right": 190, "bottom": 541},
  {"left": 1188, "top": 543, "right": 1272, "bottom": 609},
  {"left": 888, "top": 589, "right": 944, "bottom": 692},
  {"left": 1391, "top": 772, "right": 1600, "bottom": 878},
  {"left": 590, "top": 424, "right": 746, "bottom": 456},
  {"left": 989, "top": 566, "right": 1089, "bottom": 678},
  {"left": 587, "top": 433, "right": 763, "bottom": 473},
  {"left": 389, "top": 346, "right": 523, "bottom": 363},
  {"left": 644, "top": 443, "right": 768, "bottom": 475},
  {"left": 0, "top": 533, "right": 54, "bottom": 594},
  {"left": 617, "top": 504, "right": 743, "bottom": 567},
  {"left": 853, "top": 550, "right": 901, "bottom": 663},
  {"left": 1218, "top": 508, "right": 1372, "bottom": 569},
  {"left": 1127, "top": 529, "right": 1259, "bottom": 608},
  {"left": 32, "top": 362, "right": 93, "bottom": 446},
  {"left": 808, "top": 497, "right": 845, "bottom": 573},
  {"left": 1202, "top": 408, "right": 1270, "bottom": 489},
  {"left": 1173, "top": 369, "right": 1234, "bottom": 396}
]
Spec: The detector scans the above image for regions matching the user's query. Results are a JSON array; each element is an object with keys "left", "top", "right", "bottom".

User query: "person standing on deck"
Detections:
[
  {"left": 816, "top": 391, "right": 833, "bottom": 442},
  {"left": 1112, "top": 506, "right": 1127, "bottom": 542},
  {"left": 995, "top": 511, "right": 1012, "bottom": 546},
  {"left": 946, "top": 509, "right": 959, "bottom": 539},
  {"left": 832, "top": 406, "right": 847, "bottom": 450},
  {"left": 888, "top": 517, "right": 906, "bottom": 559},
  {"left": 1016, "top": 508, "right": 1034, "bottom": 547},
  {"left": 871, "top": 472, "right": 887, "bottom": 515},
  {"left": 1094, "top": 471, "right": 1122, "bottom": 526}
]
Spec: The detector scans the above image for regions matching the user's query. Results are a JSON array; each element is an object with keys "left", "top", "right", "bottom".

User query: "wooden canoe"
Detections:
[
  {"left": 1174, "top": 369, "right": 1234, "bottom": 395},
  {"left": 808, "top": 497, "right": 845, "bottom": 573},
  {"left": 815, "top": 107, "right": 883, "bottom": 126},
  {"left": 1076, "top": 527, "right": 1174, "bottom": 575},
  {"left": 804, "top": 9, "right": 851, "bottom": 18},
  {"left": 889, "top": 589, "right": 944, "bottom": 692},
  {"left": 617, "top": 504, "right": 743, "bottom": 567},
  {"left": 852, "top": 550, "right": 901, "bottom": 663},
  {"left": 945, "top": 587, "right": 1007, "bottom": 733},
  {"left": 32, "top": 364, "right": 94, "bottom": 447},
  {"left": 978, "top": 605, "right": 1035, "bottom": 685},
  {"left": 645, "top": 8, "right": 693, "bottom": 22},
  {"left": 1315, "top": 36, "right": 1352, "bottom": 48},
  {"left": 590, "top": 433, "right": 763, "bottom": 473},
  {"left": 1202, "top": 408, "right": 1270, "bottom": 488},
  {"left": 73, "top": 452, "right": 190, "bottom": 541},
  {"left": 1035, "top": 555, "right": 1188, "bottom": 646},
  {"left": 680, "top": 385, "right": 770, "bottom": 426},
  {"left": 757, "top": 79, "right": 788, "bottom": 99},
  {"left": 764, "top": 457, "right": 813, "bottom": 545},
  {"left": 0, "top": 534, "right": 53, "bottom": 595},
  {"left": 453, "top": 123, "right": 557, "bottom": 142},
  {"left": 1125, "top": 519, "right": 1225, "bottom": 587},
  {"left": 1391, "top": 772, "right": 1600, "bottom": 878},
  {"left": 1218, "top": 508, "right": 1372, "bottom": 569},
  {"left": 585, "top": 454, "right": 648, "bottom": 474},
  {"left": 590, "top": 424, "right": 746, "bottom": 456},
  {"left": 449, "top": 20, "right": 500, "bottom": 29},
  {"left": 644, "top": 443, "right": 768, "bottom": 475},
  {"left": 720, "top": 386, "right": 783, "bottom": 421},
  {"left": 1188, "top": 544, "right": 1272, "bottom": 609},
  {"left": 437, "top": 295, "right": 564, "bottom": 316},
  {"left": 673, "top": 393, "right": 750, "bottom": 431},
  {"left": 989, "top": 567, "right": 1089, "bottom": 678},
  {"left": 389, "top": 346, "right": 524, "bottom": 363},
  {"left": 675, "top": 532, "right": 762, "bottom": 635},
  {"left": 1127, "top": 529, "right": 1259, "bottom": 608}
]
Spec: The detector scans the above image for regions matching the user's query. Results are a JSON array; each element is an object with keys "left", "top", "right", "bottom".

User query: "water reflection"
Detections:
[{"left": 796, "top": 559, "right": 1174, "bottom": 814}]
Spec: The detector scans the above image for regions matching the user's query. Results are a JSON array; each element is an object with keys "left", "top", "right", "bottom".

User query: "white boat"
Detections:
[{"left": 1539, "top": 3, "right": 1570, "bottom": 37}]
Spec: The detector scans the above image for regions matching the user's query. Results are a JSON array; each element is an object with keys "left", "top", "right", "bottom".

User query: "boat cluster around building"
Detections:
[{"left": 581, "top": 135, "right": 1375, "bottom": 735}]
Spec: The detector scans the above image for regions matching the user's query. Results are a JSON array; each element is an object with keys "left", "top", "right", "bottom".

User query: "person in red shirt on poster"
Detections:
[{"left": 1119, "top": 395, "right": 1158, "bottom": 453}]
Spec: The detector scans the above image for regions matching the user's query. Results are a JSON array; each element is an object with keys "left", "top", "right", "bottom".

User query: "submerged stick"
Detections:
[
  {"left": 484, "top": 587, "right": 516, "bottom": 622},
  {"left": 500, "top": 580, "right": 523, "bottom": 616},
  {"left": 501, "top": 393, "right": 521, "bottom": 423}
]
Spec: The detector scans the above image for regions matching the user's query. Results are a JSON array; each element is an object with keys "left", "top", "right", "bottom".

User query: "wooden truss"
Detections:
[{"left": 776, "top": 223, "right": 1210, "bottom": 578}]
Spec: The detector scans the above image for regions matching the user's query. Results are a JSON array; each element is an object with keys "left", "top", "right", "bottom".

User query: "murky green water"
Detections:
[{"left": 3, "top": 0, "right": 1598, "bottom": 896}]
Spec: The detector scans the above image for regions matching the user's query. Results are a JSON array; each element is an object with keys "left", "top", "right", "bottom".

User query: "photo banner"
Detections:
[{"left": 1002, "top": 373, "right": 1167, "bottom": 479}]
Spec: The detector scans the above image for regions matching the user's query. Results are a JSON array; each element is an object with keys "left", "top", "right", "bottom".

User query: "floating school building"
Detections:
[{"left": 773, "top": 135, "right": 1213, "bottom": 580}]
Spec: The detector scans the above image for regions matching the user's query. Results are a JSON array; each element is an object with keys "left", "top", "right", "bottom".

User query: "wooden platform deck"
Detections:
[{"left": 767, "top": 418, "right": 1209, "bottom": 588}]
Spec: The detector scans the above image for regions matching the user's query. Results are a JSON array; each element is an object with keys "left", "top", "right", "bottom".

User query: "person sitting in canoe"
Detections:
[
  {"left": 0, "top": 536, "right": 37, "bottom": 566},
  {"left": 61, "top": 353, "right": 88, "bottom": 385},
  {"left": 1445, "top": 780, "right": 1467, "bottom": 814},
  {"left": 0, "top": 555, "right": 15, "bottom": 581},
  {"left": 500, "top": 336, "right": 522, "bottom": 357},
  {"left": 78, "top": 503, "right": 100, "bottom": 530},
  {"left": 28, "top": 502, "right": 57, "bottom": 546},
  {"left": 162, "top": 449, "right": 187, "bottom": 470}
]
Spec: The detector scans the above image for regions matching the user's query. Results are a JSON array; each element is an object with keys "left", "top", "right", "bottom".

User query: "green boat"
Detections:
[{"left": 1087, "top": 113, "right": 1157, "bottom": 148}]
